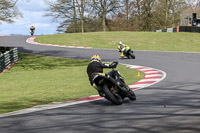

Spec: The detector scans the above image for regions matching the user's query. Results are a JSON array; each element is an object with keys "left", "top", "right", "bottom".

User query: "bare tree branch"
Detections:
[{"left": 0, "top": 0, "right": 22, "bottom": 24}]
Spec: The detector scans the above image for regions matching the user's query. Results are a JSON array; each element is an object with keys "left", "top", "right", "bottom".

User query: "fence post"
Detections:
[
  {"left": 0, "top": 54, "right": 5, "bottom": 73},
  {"left": 13, "top": 48, "right": 18, "bottom": 62},
  {"left": 177, "top": 26, "right": 179, "bottom": 32}
]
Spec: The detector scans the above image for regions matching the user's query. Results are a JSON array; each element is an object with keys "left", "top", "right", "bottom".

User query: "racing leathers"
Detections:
[
  {"left": 87, "top": 60, "right": 118, "bottom": 96},
  {"left": 118, "top": 43, "right": 128, "bottom": 57},
  {"left": 30, "top": 26, "right": 35, "bottom": 34},
  {"left": 87, "top": 61, "right": 110, "bottom": 85}
]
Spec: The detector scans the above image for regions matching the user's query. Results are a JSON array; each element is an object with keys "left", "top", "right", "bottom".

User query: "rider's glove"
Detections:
[{"left": 109, "top": 61, "right": 118, "bottom": 68}]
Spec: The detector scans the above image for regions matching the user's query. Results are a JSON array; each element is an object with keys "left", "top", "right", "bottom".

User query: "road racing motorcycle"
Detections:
[
  {"left": 92, "top": 61, "right": 136, "bottom": 105},
  {"left": 121, "top": 46, "right": 135, "bottom": 59},
  {"left": 30, "top": 30, "right": 34, "bottom": 36}
]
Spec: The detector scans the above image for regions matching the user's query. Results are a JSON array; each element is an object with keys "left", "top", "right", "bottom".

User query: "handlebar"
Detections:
[{"left": 110, "top": 61, "right": 118, "bottom": 69}]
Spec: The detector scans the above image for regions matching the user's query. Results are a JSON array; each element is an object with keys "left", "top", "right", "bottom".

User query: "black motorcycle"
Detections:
[
  {"left": 92, "top": 61, "right": 136, "bottom": 105},
  {"left": 30, "top": 30, "right": 34, "bottom": 36}
]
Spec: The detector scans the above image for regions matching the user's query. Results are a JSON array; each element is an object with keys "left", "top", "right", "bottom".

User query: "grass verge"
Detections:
[
  {"left": 0, "top": 53, "right": 144, "bottom": 114},
  {"left": 35, "top": 31, "right": 200, "bottom": 52}
]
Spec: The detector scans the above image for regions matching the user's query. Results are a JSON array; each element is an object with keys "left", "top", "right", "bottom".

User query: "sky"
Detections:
[{"left": 0, "top": 0, "right": 59, "bottom": 35}]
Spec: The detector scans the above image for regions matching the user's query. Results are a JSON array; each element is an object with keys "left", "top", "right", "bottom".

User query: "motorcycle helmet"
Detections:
[
  {"left": 91, "top": 54, "right": 101, "bottom": 62},
  {"left": 119, "top": 41, "right": 122, "bottom": 45}
]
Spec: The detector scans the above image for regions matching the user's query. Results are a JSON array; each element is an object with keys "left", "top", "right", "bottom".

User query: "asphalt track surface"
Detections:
[{"left": 0, "top": 36, "right": 200, "bottom": 133}]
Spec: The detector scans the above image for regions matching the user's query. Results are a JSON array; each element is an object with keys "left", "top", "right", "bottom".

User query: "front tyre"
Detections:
[
  {"left": 102, "top": 84, "right": 122, "bottom": 105},
  {"left": 129, "top": 51, "right": 135, "bottom": 59},
  {"left": 127, "top": 89, "right": 136, "bottom": 101}
]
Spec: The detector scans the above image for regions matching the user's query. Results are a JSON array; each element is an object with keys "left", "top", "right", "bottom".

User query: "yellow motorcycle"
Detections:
[{"left": 120, "top": 46, "right": 135, "bottom": 59}]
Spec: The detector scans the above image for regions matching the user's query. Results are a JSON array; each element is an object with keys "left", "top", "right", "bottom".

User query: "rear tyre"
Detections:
[{"left": 102, "top": 84, "right": 122, "bottom": 105}]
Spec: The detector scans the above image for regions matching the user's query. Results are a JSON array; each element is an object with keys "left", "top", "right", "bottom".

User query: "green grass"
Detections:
[
  {"left": 35, "top": 31, "right": 200, "bottom": 52},
  {"left": 0, "top": 53, "right": 144, "bottom": 114}
]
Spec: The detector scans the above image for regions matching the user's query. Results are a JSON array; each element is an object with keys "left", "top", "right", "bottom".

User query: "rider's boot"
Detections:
[{"left": 121, "top": 52, "right": 124, "bottom": 57}]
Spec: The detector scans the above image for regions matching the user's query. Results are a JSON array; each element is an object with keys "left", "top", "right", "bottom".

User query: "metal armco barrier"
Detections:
[{"left": 0, "top": 47, "right": 18, "bottom": 73}]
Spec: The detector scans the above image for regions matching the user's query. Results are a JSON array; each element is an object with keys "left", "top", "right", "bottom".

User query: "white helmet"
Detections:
[{"left": 119, "top": 41, "right": 122, "bottom": 45}]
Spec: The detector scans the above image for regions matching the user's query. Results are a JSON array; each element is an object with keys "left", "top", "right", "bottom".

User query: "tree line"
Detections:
[
  {"left": 44, "top": 0, "right": 200, "bottom": 33},
  {"left": 1, "top": 0, "right": 200, "bottom": 33}
]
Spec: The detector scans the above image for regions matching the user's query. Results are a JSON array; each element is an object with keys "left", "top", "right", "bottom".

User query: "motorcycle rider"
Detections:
[
  {"left": 118, "top": 41, "right": 128, "bottom": 57},
  {"left": 87, "top": 54, "right": 118, "bottom": 96},
  {"left": 30, "top": 25, "right": 35, "bottom": 35}
]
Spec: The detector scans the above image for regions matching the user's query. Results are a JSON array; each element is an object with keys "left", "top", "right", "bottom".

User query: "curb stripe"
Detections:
[
  {"left": 133, "top": 81, "right": 156, "bottom": 84},
  {"left": 143, "top": 77, "right": 162, "bottom": 79},
  {"left": 26, "top": 37, "right": 92, "bottom": 49},
  {"left": 134, "top": 67, "right": 148, "bottom": 70},
  {"left": 125, "top": 63, "right": 166, "bottom": 91},
  {"left": 140, "top": 78, "right": 161, "bottom": 81},
  {"left": 145, "top": 74, "right": 163, "bottom": 77},
  {"left": 142, "top": 70, "right": 158, "bottom": 72},
  {"left": 145, "top": 72, "right": 162, "bottom": 75}
]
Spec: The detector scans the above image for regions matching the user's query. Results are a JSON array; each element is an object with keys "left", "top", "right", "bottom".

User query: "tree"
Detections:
[
  {"left": 153, "top": 0, "right": 186, "bottom": 29},
  {"left": 76, "top": 0, "right": 86, "bottom": 33},
  {"left": 90, "top": 0, "right": 121, "bottom": 31},
  {"left": 140, "top": 0, "right": 155, "bottom": 31},
  {"left": 44, "top": 0, "right": 77, "bottom": 33},
  {"left": 45, "top": 0, "right": 87, "bottom": 33},
  {"left": 127, "top": 0, "right": 144, "bottom": 31},
  {"left": 124, "top": 0, "right": 154, "bottom": 31},
  {"left": 119, "top": 0, "right": 135, "bottom": 29},
  {"left": 107, "top": 0, "right": 155, "bottom": 31},
  {"left": 0, "top": 0, "right": 22, "bottom": 23}
]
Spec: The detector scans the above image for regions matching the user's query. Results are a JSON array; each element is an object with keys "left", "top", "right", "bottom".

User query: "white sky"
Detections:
[{"left": 0, "top": 0, "right": 59, "bottom": 35}]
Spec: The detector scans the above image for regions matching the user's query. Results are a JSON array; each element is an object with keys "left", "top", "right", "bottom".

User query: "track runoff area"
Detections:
[{"left": 0, "top": 36, "right": 167, "bottom": 117}]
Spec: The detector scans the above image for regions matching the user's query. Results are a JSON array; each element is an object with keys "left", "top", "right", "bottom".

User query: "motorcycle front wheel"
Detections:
[
  {"left": 129, "top": 51, "right": 135, "bottom": 59},
  {"left": 127, "top": 89, "right": 136, "bottom": 101},
  {"left": 102, "top": 84, "right": 122, "bottom": 105}
]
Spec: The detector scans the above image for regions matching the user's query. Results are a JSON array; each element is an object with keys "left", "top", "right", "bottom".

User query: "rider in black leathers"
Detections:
[
  {"left": 30, "top": 25, "right": 35, "bottom": 35},
  {"left": 87, "top": 55, "right": 118, "bottom": 96}
]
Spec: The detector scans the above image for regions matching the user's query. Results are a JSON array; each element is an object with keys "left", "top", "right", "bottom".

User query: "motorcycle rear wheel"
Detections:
[{"left": 102, "top": 84, "right": 122, "bottom": 105}]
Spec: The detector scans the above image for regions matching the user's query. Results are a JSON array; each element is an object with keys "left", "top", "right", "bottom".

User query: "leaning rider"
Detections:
[
  {"left": 30, "top": 25, "right": 35, "bottom": 32},
  {"left": 87, "top": 55, "right": 118, "bottom": 96},
  {"left": 118, "top": 41, "right": 128, "bottom": 57}
]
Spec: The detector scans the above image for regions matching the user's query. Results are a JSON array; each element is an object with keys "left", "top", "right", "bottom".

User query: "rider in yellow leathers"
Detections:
[{"left": 117, "top": 41, "right": 130, "bottom": 57}]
